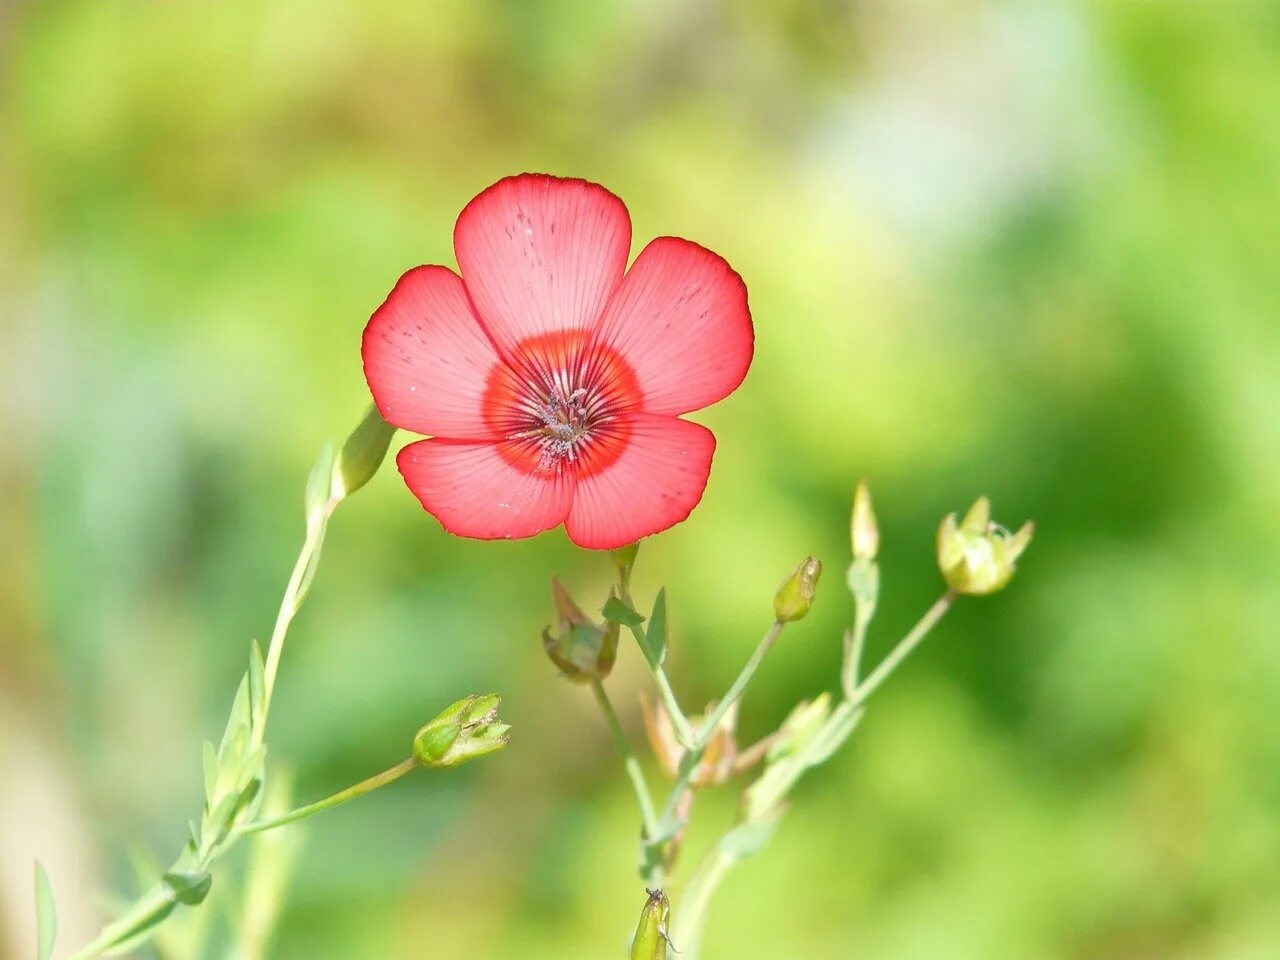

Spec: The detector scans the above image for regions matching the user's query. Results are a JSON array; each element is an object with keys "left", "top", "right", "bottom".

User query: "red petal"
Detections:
[
  {"left": 455, "top": 174, "right": 632, "bottom": 359},
  {"left": 565, "top": 414, "right": 716, "bottom": 550},
  {"left": 594, "top": 237, "right": 753, "bottom": 415},
  {"left": 363, "top": 266, "right": 506, "bottom": 439},
  {"left": 397, "top": 439, "right": 575, "bottom": 540}
]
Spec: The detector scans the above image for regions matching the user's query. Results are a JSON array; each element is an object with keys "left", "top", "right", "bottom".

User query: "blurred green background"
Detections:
[{"left": 2, "top": 1, "right": 1279, "bottom": 958}]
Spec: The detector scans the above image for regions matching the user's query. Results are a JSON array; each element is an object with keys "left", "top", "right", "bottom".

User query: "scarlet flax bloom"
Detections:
[{"left": 362, "top": 174, "right": 754, "bottom": 550}]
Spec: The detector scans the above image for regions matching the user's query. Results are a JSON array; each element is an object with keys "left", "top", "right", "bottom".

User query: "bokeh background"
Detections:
[{"left": 2, "top": 1, "right": 1279, "bottom": 958}]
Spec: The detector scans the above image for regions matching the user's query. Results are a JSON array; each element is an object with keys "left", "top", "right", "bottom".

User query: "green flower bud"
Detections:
[
  {"left": 631, "top": 888, "right": 672, "bottom": 960},
  {"left": 542, "top": 579, "right": 618, "bottom": 682},
  {"left": 851, "top": 480, "right": 879, "bottom": 562},
  {"left": 413, "top": 694, "right": 510, "bottom": 769},
  {"left": 773, "top": 556, "right": 822, "bottom": 622},
  {"left": 333, "top": 405, "right": 396, "bottom": 500},
  {"left": 936, "top": 497, "right": 1034, "bottom": 596}
]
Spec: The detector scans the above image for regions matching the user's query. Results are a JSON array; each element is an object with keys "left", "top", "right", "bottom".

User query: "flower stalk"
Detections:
[{"left": 581, "top": 484, "right": 1034, "bottom": 957}]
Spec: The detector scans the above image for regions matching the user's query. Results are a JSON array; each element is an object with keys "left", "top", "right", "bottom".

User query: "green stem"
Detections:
[
  {"left": 591, "top": 681, "right": 660, "bottom": 838},
  {"left": 848, "top": 589, "right": 955, "bottom": 710},
  {"left": 619, "top": 573, "right": 696, "bottom": 748},
  {"left": 239, "top": 758, "right": 416, "bottom": 835},
  {"left": 64, "top": 885, "right": 177, "bottom": 960},
  {"left": 653, "top": 620, "right": 785, "bottom": 839},
  {"left": 696, "top": 620, "right": 783, "bottom": 743},
  {"left": 671, "top": 848, "right": 735, "bottom": 960},
  {"left": 256, "top": 503, "right": 333, "bottom": 745}
]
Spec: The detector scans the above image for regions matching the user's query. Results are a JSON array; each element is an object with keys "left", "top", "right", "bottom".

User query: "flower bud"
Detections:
[
  {"left": 413, "top": 694, "right": 510, "bottom": 769},
  {"left": 542, "top": 579, "right": 619, "bottom": 682},
  {"left": 630, "top": 887, "right": 672, "bottom": 960},
  {"left": 936, "top": 497, "right": 1034, "bottom": 596},
  {"left": 851, "top": 480, "right": 879, "bottom": 562},
  {"left": 642, "top": 698, "right": 739, "bottom": 788},
  {"left": 773, "top": 556, "right": 822, "bottom": 622},
  {"left": 333, "top": 405, "right": 396, "bottom": 500}
]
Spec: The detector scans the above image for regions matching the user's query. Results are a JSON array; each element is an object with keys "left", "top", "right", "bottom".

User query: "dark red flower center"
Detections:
[{"left": 484, "top": 332, "right": 640, "bottom": 478}]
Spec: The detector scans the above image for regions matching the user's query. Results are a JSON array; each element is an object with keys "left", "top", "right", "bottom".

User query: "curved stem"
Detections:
[
  {"left": 64, "top": 885, "right": 177, "bottom": 960},
  {"left": 591, "top": 681, "right": 660, "bottom": 838},
  {"left": 256, "top": 504, "right": 333, "bottom": 745},
  {"left": 653, "top": 620, "right": 785, "bottom": 837},
  {"left": 848, "top": 589, "right": 955, "bottom": 709},
  {"left": 672, "top": 848, "right": 735, "bottom": 960},
  {"left": 239, "top": 758, "right": 416, "bottom": 835},
  {"left": 619, "top": 574, "right": 696, "bottom": 748}
]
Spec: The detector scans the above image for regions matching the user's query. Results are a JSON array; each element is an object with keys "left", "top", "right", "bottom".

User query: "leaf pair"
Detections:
[{"left": 602, "top": 589, "right": 668, "bottom": 669}]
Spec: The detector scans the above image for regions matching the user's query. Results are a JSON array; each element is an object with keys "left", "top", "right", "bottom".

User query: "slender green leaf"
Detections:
[
  {"left": 202, "top": 740, "right": 218, "bottom": 805},
  {"left": 639, "top": 589, "right": 668, "bottom": 668},
  {"left": 219, "top": 676, "right": 251, "bottom": 759},
  {"left": 602, "top": 595, "right": 645, "bottom": 628},
  {"left": 248, "top": 639, "right": 265, "bottom": 727},
  {"left": 214, "top": 722, "right": 249, "bottom": 802},
  {"left": 34, "top": 862, "right": 56, "bottom": 960},
  {"left": 162, "top": 872, "right": 212, "bottom": 907},
  {"left": 99, "top": 892, "right": 177, "bottom": 956}
]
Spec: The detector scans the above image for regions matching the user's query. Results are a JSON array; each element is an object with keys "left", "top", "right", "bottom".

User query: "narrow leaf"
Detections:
[
  {"left": 34, "top": 862, "right": 56, "bottom": 960},
  {"left": 248, "top": 639, "right": 265, "bottom": 727},
  {"left": 202, "top": 740, "right": 218, "bottom": 805},
  {"left": 219, "top": 676, "right": 251, "bottom": 759},
  {"left": 638, "top": 589, "right": 668, "bottom": 669},
  {"left": 99, "top": 893, "right": 177, "bottom": 955},
  {"left": 602, "top": 595, "right": 645, "bottom": 628}
]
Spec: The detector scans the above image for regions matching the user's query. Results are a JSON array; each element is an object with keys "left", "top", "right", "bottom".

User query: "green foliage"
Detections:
[
  {"left": 639, "top": 590, "right": 669, "bottom": 669},
  {"left": 6, "top": 1, "right": 1280, "bottom": 957}
]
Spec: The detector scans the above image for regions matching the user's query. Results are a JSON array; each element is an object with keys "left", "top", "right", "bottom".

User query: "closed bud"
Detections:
[
  {"left": 542, "top": 579, "right": 618, "bottom": 682},
  {"left": 936, "top": 497, "right": 1034, "bottom": 596},
  {"left": 642, "top": 698, "right": 739, "bottom": 788},
  {"left": 413, "top": 694, "right": 510, "bottom": 769},
  {"left": 851, "top": 480, "right": 879, "bottom": 561},
  {"left": 773, "top": 556, "right": 822, "bottom": 622},
  {"left": 333, "top": 405, "right": 396, "bottom": 500},
  {"left": 630, "top": 888, "right": 672, "bottom": 960}
]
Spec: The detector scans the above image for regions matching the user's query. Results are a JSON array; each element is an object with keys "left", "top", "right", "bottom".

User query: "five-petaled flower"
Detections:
[{"left": 361, "top": 174, "right": 754, "bottom": 550}]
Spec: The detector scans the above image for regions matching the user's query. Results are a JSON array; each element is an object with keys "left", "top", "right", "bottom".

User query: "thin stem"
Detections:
[
  {"left": 672, "top": 848, "right": 735, "bottom": 959},
  {"left": 697, "top": 620, "right": 783, "bottom": 743},
  {"left": 239, "top": 758, "right": 416, "bottom": 835},
  {"left": 849, "top": 589, "right": 956, "bottom": 709},
  {"left": 649, "top": 662, "right": 696, "bottom": 748},
  {"left": 618, "top": 574, "right": 696, "bottom": 748},
  {"left": 64, "top": 885, "right": 177, "bottom": 960},
  {"left": 842, "top": 602, "right": 872, "bottom": 698},
  {"left": 257, "top": 505, "right": 332, "bottom": 743},
  {"left": 591, "top": 681, "right": 660, "bottom": 838},
  {"left": 655, "top": 620, "right": 785, "bottom": 831}
]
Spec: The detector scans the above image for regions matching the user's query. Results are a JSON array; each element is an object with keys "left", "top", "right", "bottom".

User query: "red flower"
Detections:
[{"left": 361, "top": 174, "right": 753, "bottom": 550}]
